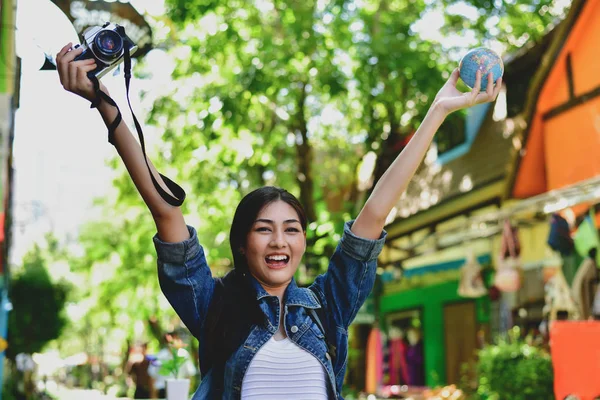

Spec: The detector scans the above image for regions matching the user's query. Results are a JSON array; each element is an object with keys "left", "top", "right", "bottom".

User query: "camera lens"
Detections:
[{"left": 94, "top": 30, "right": 123, "bottom": 61}]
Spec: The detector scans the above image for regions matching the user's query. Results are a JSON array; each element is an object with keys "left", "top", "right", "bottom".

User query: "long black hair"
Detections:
[{"left": 229, "top": 186, "right": 307, "bottom": 271}]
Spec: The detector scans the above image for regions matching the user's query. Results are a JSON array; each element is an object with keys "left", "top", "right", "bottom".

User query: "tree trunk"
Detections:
[{"left": 294, "top": 82, "right": 317, "bottom": 223}]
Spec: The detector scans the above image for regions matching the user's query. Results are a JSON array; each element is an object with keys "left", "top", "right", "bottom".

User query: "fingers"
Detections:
[
  {"left": 448, "top": 68, "right": 460, "bottom": 86},
  {"left": 474, "top": 76, "right": 503, "bottom": 104},
  {"left": 56, "top": 42, "right": 72, "bottom": 61},
  {"left": 470, "top": 70, "right": 482, "bottom": 104},
  {"left": 63, "top": 46, "right": 84, "bottom": 63},
  {"left": 66, "top": 59, "right": 96, "bottom": 90},
  {"left": 442, "top": 69, "right": 504, "bottom": 113},
  {"left": 69, "top": 60, "right": 77, "bottom": 88},
  {"left": 493, "top": 77, "right": 503, "bottom": 99},
  {"left": 78, "top": 61, "right": 98, "bottom": 75},
  {"left": 57, "top": 45, "right": 84, "bottom": 85},
  {"left": 486, "top": 73, "right": 494, "bottom": 98},
  {"left": 76, "top": 62, "right": 98, "bottom": 98},
  {"left": 77, "top": 61, "right": 97, "bottom": 83},
  {"left": 56, "top": 43, "right": 72, "bottom": 84}
]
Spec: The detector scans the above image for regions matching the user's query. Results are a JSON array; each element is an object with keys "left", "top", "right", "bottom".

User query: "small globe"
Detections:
[{"left": 459, "top": 47, "right": 504, "bottom": 90}]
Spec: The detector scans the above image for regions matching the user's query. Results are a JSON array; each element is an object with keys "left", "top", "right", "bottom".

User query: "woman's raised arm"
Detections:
[
  {"left": 56, "top": 43, "right": 189, "bottom": 242},
  {"left": 352, "top": 69, "right": 502, "bottom": 239}
]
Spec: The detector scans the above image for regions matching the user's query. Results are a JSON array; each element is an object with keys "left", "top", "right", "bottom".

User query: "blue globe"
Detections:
[{"left": 459, "top": 47, "right": 504, "bottom": 90}]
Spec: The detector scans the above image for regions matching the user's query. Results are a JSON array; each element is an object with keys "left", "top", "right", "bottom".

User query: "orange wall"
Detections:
[
  {"left": 538, "top": 0, "right": 600, "bottom": 114},
  {"left": 512, "top": 114, "right": 546, "bottom": 198},
  {"left": 544, "top": 97, "right": 600, "bottom": 190},
  {"left": 513, "top": 0, "right": 600, "bottom": 197}
]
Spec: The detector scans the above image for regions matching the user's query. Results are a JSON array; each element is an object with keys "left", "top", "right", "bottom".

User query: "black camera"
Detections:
[{"left": 73, "top": 22, "right": 138, "bottom": 79}]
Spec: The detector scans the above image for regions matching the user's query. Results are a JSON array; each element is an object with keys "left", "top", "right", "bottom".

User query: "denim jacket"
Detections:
[{"left": 153, "top": 220, "right": 386, "bottom": 399}]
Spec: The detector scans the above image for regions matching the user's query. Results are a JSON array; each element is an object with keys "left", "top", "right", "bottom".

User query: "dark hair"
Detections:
[{"left": 229, "top": 186, "right": 307, "bottom": 271}]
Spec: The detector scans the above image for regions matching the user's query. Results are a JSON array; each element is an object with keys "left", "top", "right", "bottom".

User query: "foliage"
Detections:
[
  {"left": 470, "top": 328, "right": 554, "bottom": 400},
  {"left": 49, "top": 0, "right": 571, "bottom": 384},
  {"left": 7, "top": 238, "right": 70, "bottom": 359},
  {"left": 53, "top": 209, "right": 178, "bottom": 357},
  {"left": 158, "top": 341, "right": 189, "bottom": 379},
  {"left": 146, "top": 0, "right": 566, "bottom": 274}
]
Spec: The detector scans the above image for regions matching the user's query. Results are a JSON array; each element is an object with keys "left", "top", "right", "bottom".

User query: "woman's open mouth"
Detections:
[{"left": 265, "top": 254, "right": 290, "bottom": 269}]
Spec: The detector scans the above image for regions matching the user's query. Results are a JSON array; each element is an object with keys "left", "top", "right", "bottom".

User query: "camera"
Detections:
[{"left": 73, "top": 22, "right": 138, "bottom": 79}]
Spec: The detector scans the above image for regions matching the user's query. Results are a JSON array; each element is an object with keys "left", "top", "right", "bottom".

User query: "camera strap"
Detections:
[{"left": 89, "top": 47, "right": 186, "bottom": 207}]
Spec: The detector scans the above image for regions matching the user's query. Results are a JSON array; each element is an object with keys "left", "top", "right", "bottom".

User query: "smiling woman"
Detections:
[
  {"left": 53, "top": 33, "right": 501, "bottom": 396},
  {"left": 233, "top": 190, "right": 307, "bottom": 294}
]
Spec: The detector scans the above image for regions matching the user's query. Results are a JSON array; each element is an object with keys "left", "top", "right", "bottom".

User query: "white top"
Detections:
[{"left": 241, "top": 336, "right": 329, "bottom": 399}]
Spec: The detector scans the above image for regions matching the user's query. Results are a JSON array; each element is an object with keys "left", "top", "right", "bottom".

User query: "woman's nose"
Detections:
[{"left": 270, "top": 230, "right": 286, "bottom": 247}]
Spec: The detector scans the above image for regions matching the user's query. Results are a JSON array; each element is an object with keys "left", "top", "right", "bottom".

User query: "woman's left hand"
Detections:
[{"left": 433, "top": 68, "right": 502, "bottom": 116}]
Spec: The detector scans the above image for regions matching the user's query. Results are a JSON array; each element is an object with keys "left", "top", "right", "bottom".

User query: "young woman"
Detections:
[{"left": 56, "top": 42, "right": 501, "bottom": 399}]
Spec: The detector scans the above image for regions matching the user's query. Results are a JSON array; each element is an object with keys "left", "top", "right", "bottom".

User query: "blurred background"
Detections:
[{"left": 2, "top": 0, "right": 600, "bottom": 399}]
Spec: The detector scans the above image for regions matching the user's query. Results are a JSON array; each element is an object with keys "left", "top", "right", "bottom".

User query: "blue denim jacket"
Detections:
[{"left": 153, "top": 220, "right": 386, "bottom": 399}]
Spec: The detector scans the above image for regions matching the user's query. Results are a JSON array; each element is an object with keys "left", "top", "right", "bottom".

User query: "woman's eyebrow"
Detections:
[{"left": 255, "top": 218, "right": 300, "bottom": 224}]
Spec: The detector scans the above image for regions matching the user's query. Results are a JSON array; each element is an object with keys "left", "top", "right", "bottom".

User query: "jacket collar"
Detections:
[{"left": 246, "top": 274, "right": 321, "bottom": 309}]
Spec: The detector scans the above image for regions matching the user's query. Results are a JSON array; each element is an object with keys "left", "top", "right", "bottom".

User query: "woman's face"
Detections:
[{"left": 243, "top": 200, "right": 306, "bottom": 294}]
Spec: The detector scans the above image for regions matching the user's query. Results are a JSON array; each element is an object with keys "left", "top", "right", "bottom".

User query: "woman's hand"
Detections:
[
  {"left": 56, "top": 42, "right": 109, "bottom": 102},
  {"left": 433, "top": 68, "right": 502, "bottom": 116}
]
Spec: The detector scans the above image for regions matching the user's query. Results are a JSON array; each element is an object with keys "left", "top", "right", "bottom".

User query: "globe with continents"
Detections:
[{"left": 459, "top": 47, "right": 504, "bottom": 90}]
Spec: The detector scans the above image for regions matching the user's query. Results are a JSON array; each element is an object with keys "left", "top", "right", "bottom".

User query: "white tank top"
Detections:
[{"left": 241, "top": 336, "right": 329, "bottom": 399}]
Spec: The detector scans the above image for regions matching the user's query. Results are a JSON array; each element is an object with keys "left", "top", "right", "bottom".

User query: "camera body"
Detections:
[{"left": 74, "top": 22, "right": 138, "bottom": 79}]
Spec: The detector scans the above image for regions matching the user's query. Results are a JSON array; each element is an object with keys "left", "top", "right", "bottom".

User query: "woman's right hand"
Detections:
[{"left": 56, "top": 42, "right": 108, "bottom": 102}]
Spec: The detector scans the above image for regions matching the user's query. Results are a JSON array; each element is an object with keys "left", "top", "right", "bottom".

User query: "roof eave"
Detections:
[
  {"left": 385, "top": 179, "right": 505, "bottom": 240},
  {"left": 504, "top": 0, "right": 588, "bottom": 199}
]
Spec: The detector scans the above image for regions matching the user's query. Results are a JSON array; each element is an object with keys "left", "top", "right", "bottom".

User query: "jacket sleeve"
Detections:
[
  {"left": 310, "top": 220, "right": 386, "bottom": 330},
  {"left": 153, "top": 225, "right": 215, "bottom": 339}
]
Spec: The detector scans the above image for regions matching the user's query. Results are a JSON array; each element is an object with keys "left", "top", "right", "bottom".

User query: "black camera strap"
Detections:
[{"left": 89, "top": 45, "right": 186, "bottom": 207}]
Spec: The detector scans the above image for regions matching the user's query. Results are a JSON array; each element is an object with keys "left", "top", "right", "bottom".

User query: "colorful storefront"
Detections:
[
  {"left": 359, "top": 1, "right": 600, "bottom": 393},
  {"left": 508, "top": 0, "right": 600, "bottom": 397},
  {"left": 379, "top": 257, "right": 492, "bottom": 386}
]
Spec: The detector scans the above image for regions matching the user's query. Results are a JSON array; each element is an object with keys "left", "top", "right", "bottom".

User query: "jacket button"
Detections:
[
  {"left": 291, "top": 325, "right": 299, "bottom": 333},
  {"left": 326, "top": 353, "right": 331, "bottom": 361}
]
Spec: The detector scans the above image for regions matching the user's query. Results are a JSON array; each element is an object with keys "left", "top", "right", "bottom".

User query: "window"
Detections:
[
  {"left": 436, "top": 102, "right": 492, "bottom": 165},
  {"left": 436, "top": 111, "right": 466, "bottom": 155}
]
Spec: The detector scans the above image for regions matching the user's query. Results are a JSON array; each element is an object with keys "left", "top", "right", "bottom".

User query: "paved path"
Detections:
[{"left": 46, "top": 387, "right": 129, "bottom": 399}]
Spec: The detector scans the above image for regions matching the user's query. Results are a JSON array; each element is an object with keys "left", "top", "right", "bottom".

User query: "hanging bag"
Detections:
[
  {"left": 494, "top": 220, "right": 522, "bottom": 292},
  {"left": 458, "top": 248, "right": 488, "bottom": 298}
]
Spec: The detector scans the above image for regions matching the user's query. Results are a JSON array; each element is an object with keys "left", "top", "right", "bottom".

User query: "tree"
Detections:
[
  {"left": 5, "top": 237, "right": 70, "bottom": 399},
  {"left": 51, "top": 0, "right": 570, "bottom": 385},
  {"left": 141, "top": 0, "right": 565, "bottom": 272},
  {"left": 7, "top": 238, "right": 69, "bottom": 359}
]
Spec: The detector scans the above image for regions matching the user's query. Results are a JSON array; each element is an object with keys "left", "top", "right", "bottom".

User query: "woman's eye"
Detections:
[
  {"left": 256, "top": 227, "right": 271, "bottom": 232},
  {"left": 286, "top": 228, "right": 300, "bottom": 232}
]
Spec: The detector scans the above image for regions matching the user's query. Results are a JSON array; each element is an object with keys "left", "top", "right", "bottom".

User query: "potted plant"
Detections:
[
  {"left": 465, "top": 327, "right": 554, "bottom": 400},
  {"left": 158, "top": 338, "right": 191, "bottom": 400}
]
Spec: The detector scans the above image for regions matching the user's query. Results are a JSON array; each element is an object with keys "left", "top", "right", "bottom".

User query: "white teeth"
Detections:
[{"left": 266, "top": 255, "right": 288, "bottom": 261}]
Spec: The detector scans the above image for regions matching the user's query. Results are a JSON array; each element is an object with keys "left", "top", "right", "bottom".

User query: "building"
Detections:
[
  {"left": 371, "top": 39, "right": 552, "bottom": 388},
  {"left": 366, "top": 0, "right": 600, "bottom": 391},
  {"left": 507, "top": 0, "right": 600, "bottom": 397},
  {"left": 510, "top": 0, "right": 600, "bottom": 209}
]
